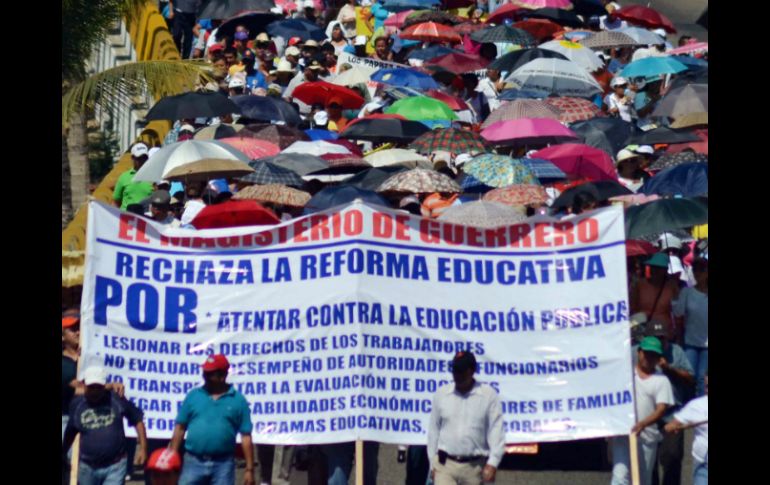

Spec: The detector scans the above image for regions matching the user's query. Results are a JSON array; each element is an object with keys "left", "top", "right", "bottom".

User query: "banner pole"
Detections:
[
  {"left": 355, "top": 440, "right": 364, "bottom": 485},
  {"left": 629, "top": 433, "right": 641, "bottom": 485}
]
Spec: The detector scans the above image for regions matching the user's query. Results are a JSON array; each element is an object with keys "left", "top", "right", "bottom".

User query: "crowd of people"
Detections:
[{"left": 63, "top": 0, "right": 707, "bottom": 484}]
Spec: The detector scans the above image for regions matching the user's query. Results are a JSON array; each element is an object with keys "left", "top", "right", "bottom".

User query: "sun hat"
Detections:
[
  {"left": 285, "top": 46, "right": 301, "bottom": 57},
  {"left": 610, "top": 76, "right": 628, "bottom": 87}
]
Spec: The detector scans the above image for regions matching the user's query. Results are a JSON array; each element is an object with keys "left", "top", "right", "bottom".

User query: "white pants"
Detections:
[{"left": 610, "top": 436, "right": 658, "bottom": 485}]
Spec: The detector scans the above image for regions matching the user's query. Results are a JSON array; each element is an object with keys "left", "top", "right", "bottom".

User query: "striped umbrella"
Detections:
[
  {"left": 377, "top": 168, "right": 461, "bottom": 194},
  {"left": 481, "top": 99, "right": 561, "bottom": 129},
  {"left": 520, "top": 158, "right": 567, "bottom": 179},
  {"left": 463, "top": 154, "right": 540, "bottom": 188},
  {"left": 237, "top": 161, "right": 305, "bottom": 186},
  {"left": 539, "top": 39, "right": 604, "bottom": 72},
  {"left": 470, "top": 25, "right": 537, "bottom": 46},
  {"left": 544, "top": 96, "right": 603, "bottom": 123},
  {"left": 233, "top": 184, "right": 312, "bottom": 207},
  {"left": 409, "top": 128, "right": 488, "bottom": 156},
  {"left": 482, "top": 184, "right": 549, "bottom": 206}
]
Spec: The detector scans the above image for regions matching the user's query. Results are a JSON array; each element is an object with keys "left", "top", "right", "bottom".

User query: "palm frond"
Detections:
[{"left": 62, "top": 60, "right": 215, "bottom": 126}]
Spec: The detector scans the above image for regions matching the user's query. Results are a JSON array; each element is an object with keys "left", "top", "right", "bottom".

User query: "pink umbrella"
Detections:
[
  {"left": 218, "top": 137, "right": 281, "bottom": 159},
  {"left": 666, "top": 42, "right": 708, "bottom": 56},
  {"left": 480, "top": 118, "right": 578, "bottom": 145},
  {"left": 384, "top": 10, "right": 415, "bottom": 28},
  {"left": 530, "top": 143, "right": 618, "bottom": 181},
  {"left": 513, "top": 0, "right": 574, "bottom": 9}
]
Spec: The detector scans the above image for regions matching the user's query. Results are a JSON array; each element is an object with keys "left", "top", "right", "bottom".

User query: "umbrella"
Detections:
[
  {"left": 624, "top": 198, "right": 707, "bottom": 238},
  {"left": 520, "top": 158, "right": 567, "bottom": 179},
  {"left": 384, "top": 10, "right": 416, "bottom": 27},
  {"left": 455, "top": 22, "right": 488, "bottom": 35},
  {"left": 639, "top": 163, "right": 708, "bottom": 198},
  {"left": 561, "top": 29, "right": 594, "bottom": 42},
  {"left": 649, "top": 152, "right": 707, "bottom": 172},
  {"left": 340, "top": 117, "right": 430, "bottom": 143},
  {"left": 145, "top": 92, "right": 240, "bottom": 121},
  {"left": 666, "top": 129, "right": 708, "bottom": 155},
  {"left": 438, "top": 201, "right": 528, "bottom": 227},
  {"left": 377, "top": 168, "right": 461, "bottom": 194},
  {"left": 424, "top": 90, "right": 470, "bottom": 111},
  {"left": 616, "top": 27, "right": 665, "bottom": 46},
  {"left": 380, "top": 0, "right": 441, "bottom": 12},
  {"left": 629, "top": 127, "right": 700, "bottom": 145},
  {"left": 319, "top": 153, "right": 371, "bottom": 171},
  {"left": 283, "top": 140, "right": 352, "bottom": 156},
  {"left": 304, "top": 186, "right": 389, "bottom": 214},
  {"left": 364, "top": 148, "right": 431, "bottom": 168},
  {"left": 487, "top": 4, "right": 527, "bottom": 24},
  {"left": 530, "top": 143, "right": 618, "bottom": 181},
  {"left": 580, "top": 31, "right": 641, "bottom": 50},
  {"left": 291, "top": 81, "right": 365, "bottom": 109},
  {"left": 326, "top": 139, "right": 364, "bottom": 156},
  {"left": 371, "top": 68, "right": 440, "bottom": 90},
  {"left": 424, "top": 53, "right": 491, "bottom": 74},
  {"left": 230, "top": 95, "right": 301, "bottom": 126},
  {"left": 481, "top": 118, "right": 579, "bottom": 145},
  {"left": 620, "top": 57, "right": 687, "bottom": 78},
  {"left": 134, "top": 140, "right": 251, "bottom": 182},
  {"left": 512, "top": 19, "right": 563, "bottom": 41},
  {"left": 539, "top": 40, "right": 604, "bottom": 72},
  {"left": 525, "top": 8, "right": 584, "bottom": 28},
  {"left": 218, "top": 137, "right": 280, "bottom": 159},
  {"left": 305, "top": 129, "right": 338, "bottom": 141},
  {"left": 199, "top": 0, "right": 276, "bottom": 19},
  {"left": 331, "top": 66, "right": 374, "bottom": 88},
  {"left": 240, "top": 123, "right": 309, "bottom": 149},
  {"left": 237, "top": 160, "right": 305, "bottom": 186},
  {"left": 407, "top": 45, "right": 461, "bottom": 61},
  {"left": 626, "top": 239, "right": 658, "bottom": 257},
  {"left": 194, "top": 123, "right": 243, "bottom": 140},
  {"left": 498, "top": 88, "right": 551, "bottom": 101},
  {"left": 260, "top": 153, "right": 329, "bottom": 175},
  {"left": 570, "top": 117, "right": 641, "bottom": 157},
  {"left": 191, "top": 200, "right": 279, "bottom": 229},
  {"left": 514, "top": 0, "right": 574, "bottom": 9},
  {"left": 669, "top": 55, "right": 708, "bottom": 70},
  {"left": 399, "top": 22, "right": 462, "bottom": 43},
  {"left": 402, "top": 11, "right": 464, "bottom": 28},
  {"left": 481, "top": 99, "right": 561, "bottom": 129},
  {"left": 383, "top": 86, "right": 428, "bottom": 102},
  {"left": 385, "top": 96, "right": 459, "bottom": 121},
  {"left": 667, "top": 42, "right": 708, "bottom": 56},
  {"left": 505, "top": 58, "right": 603, "bottom": 98},
  {"left": 615, "top": 5, "right": 676, "bottom": 33},
  {"left": 463, "top": 154, "right": 540, "bottom": 187},
  {"left": 163, "top": 158, "right": 255, "bottom": 182},
  {"left": 215, "top": 11, "right": 282, "bottom": 40},
  {"left": 544, "top": 96, "right": 603, "bottom": 123},
  {"left": 551, "top": 180, "right": 631, "bottom": 209},
  {"left": 668, "top": 70, "right": 708, "bottom": 90},
  {"left": 652, "top": 84, "right": 708, "bottom": 119},
  {"left": 343, "top": 166, "right": 411, "bottom": 190},
  {"left": 482, "top": 184, "right": 549, "bottom": 206},
  {"left": 233, "top": 184, "right": 311, "bottom": 207},
  {"left": 571, "top": 0, "right": 610, "bottom": 18},
  {"left": 266, "top": 18, "right": 326, "bottom": 42},
  {"left": 470, "top": 25, "right": 537, "bottom": 46},
  {"left": 409, "top": 128, "right": 488, "bottom": 156},
  {"left": 670, "top": 112, "right": 707, "bottom": 130}
]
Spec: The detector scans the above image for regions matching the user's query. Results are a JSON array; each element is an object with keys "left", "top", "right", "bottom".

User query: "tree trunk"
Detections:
[
  {"left": 62, "top": 128, "right": 73, "bottom": 229},
  {"left": 67, "top": 112, "right": 90, "bottom": 216}
]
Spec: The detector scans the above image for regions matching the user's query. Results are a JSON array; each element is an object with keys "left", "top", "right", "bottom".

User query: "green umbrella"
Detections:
[
  {"left": 385, "top": 96, "right": 459, "bottom": 121},
  {"left": 624, "top": 198, "right": 707, "bottom": 239},
  {"left": 463, "top": 154, "right": 540, "bottom": 188}
]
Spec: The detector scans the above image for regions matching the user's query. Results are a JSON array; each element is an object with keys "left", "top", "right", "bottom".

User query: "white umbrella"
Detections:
[
  {"left": 331, "top": 66, "right": 372, "bottom": 87},
  {"left": 505, "top": 58, "right": 603, "bottom": 98},
  {"left": 616, "top": 27, "right": 665, "bottom": 46},
  {"left": 539, "top": 40, "right": 605, "bottom": 72},
  {"left": 283, "top": 141, "right": 353, "bottom": 156},
  {"left": 134, "top": 140, "right": 250, "bottom": 182},
  {"left": 364, "top": 149, "right": 430, "bottom": 168}
]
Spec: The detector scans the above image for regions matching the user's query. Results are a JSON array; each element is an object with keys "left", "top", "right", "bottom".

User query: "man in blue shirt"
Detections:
[{"left": 170, "top": 354, "right": 255, "bottom": 485}]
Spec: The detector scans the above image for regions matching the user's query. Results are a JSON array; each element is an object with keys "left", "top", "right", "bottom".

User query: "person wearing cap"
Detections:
[
  {"left": 326, "top": 97, "right": 350, "bottom": 132},
  {"left": 610, "top": 337, "right": 674, "bottom": 485},
  {"left": 228, "top": 73, "right": 247, "bottom": 97},
  {"left": 146, "top": 190, "right": 181, "bottom": 227},
  {"left": 282, "top": 59, "right": 323, "bottom": 107},
  {"left": 630, "top": 252, "right": 680, "bottom": 342},
  {"left": 615, "top": 149, "right": 646, "bottom": 193},
  {"left": 63, "top": 366, "right": 148, "bottom": 485},
  {"left": 664, "top": 371, "right": 708, "bottom": 485},
  {"left": 170, "top": 354, "right": 255, "bottom": 485},
  {"left": 146, "top": 448, "right": 182, "bottom": 485},
  {"left": 604, "top": 77, "right": 635, "bottom": 122},
  {"left": 427, "top": 351, "right": 504, "bottom": 485},
  {"left": 113, "top": 142, "right": 155, "bottom": 211},
  {"left": 282, "top": 45, "right": 302, "bottom": 70},
  {"left": 673, "top": 257, "right": 708, "bottom": 397},
  {"left": 169, "top": 0, "right": 199, "bottom": 58}
]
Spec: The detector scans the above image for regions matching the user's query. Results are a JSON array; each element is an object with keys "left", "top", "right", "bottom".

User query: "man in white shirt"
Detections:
[
  {"left": 611, "top": 336, "right": 674, "bottom": 485},
  {"left": 665, "top": 373, "right": 708, "bottom": 485},
  {"left": 428, "top": 351, "right": 505, "bottom": 485},
  {"left": 475, "top": 69, "right": 504, "bottom": 112}
]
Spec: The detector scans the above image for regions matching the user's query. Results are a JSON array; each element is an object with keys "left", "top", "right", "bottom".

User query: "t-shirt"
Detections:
[
  {"left": 633, "top": 343, "right": 693, "bottom": 416},
  {"left": 634, "top": 368, "right": 674, "bottom": 444},
  {"left": 176, "top": 386, "right": 253, "bottom": 456},
  {"left": 673, "top": 287, "right": 708, "bottom": 348},
  {"left": 674, "top": 395, "right": 708, "bottom": 464},
  {"left": 181, "top": 199, "right": 206, "bottom": 226},
  {"left": 246, "top": 72, "right": 268, "bottom": 92},
  {"left": 62, "top": 355, "right": 77, "bottom": 415},
  {"left": 113, "top": 169, "right": 154, "bottom": 210},
  {"left": 67, "top": 392, "right": 144, "bottom": 467},
  {"left": 604, "top": 93, "right": 635, "bottom": 122}
]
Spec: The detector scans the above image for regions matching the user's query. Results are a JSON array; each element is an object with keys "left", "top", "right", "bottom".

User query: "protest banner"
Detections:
[
  {"left": 336, "top": 53, "right": 411, "bottom": 97},
  {"left": 80, "top": 200, "right": 635, "bottom": 445}
]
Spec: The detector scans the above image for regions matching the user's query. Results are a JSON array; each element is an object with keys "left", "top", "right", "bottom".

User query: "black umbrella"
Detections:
[
  {"left": 669, "top": 71, "right": 708, "bottom": 90},
  {"left": 629, "top": 127, "right": 701, "bottom": 145},
  {"left": 525, "top": 8, "right": 585, "bottom": 28},
  {"left": 639, "top": 163, "right": 708, "bottom": 198},
  {"left": 145, "top": 92, "right": 240, "bottom": 121},
  {"left": 266, "top": 18, "right": 326, "bottom": 42},
  {"left": 570, "top": 118, "right": 641, "bottom": 157},
  {"left": 649, "top": 151, "right": 707, "bottom": 171},
  {"left": 230, "top": 95, "right": 302, "bottom": 126},
  {"left": 572, "top": 0, "right": 611, "bottom": 18},
  {"left": 238, "top": 161, "right": 305, "bottom": 186},
  {"left": 259, "top": 153, "right": 329, "bottom": 175},
  {"left": 339, "top": 118, "right": 431, "bottom": 143},
  {"left": 343, "top": 166, "right": 410, "bottom": 191},
  {"left": 199, "top": 0, "right": 276, "bottom": 20},
  {"left": 470, "top": 25, "right": 537, "bottom": 47},
  {"left": 625, "top": 198, "right": 708, "bottom": 239},
  {"left": 551, "top": 180, "right": 632, "bottom": 210},
  {"left": 488, "top": 47, "right": 568, "bottom": 73},
  {"left": 215, "top": 11, "right": 282, "bottom": 40},
  {"left": 303, "top": 186, "right": 389, "bottom": 215}
]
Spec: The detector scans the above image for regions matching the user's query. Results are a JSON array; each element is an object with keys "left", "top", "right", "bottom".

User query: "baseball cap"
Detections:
[
  {"left": 307, "top": 59, "right": 323, "bottom": 70},
  {"left": 256, "top": 32, "right": 270, "bottom": 43},
  {"left": 616, "top": 149, "right": 638, "bottom": 164},
  {"left": 288, "top": 36, "right": 303, "bottom": 46},
  {"left": 610, "top": 76, "right": 628, "bottom": 87},
  {"left": 645, "top": 320, "right": 667, "bottom": 337},
  {"left": 303, "top": 39, "right": 319, "bottom": 48},
  {"left": 83, "top": 366, "right": 108, "bottom": 386},
  {"left": 639, "top": 336, "right": 663, "bottom": 354},
  {"left": 304, "top": 0, "right": 315, "bottom": 8},
  {"left": 644, "top": 252, "right": 670, "bottom": 268},
  {"left": 147, "top": 448, "right": 182, "bottom": 472},
  {"left": 452, "top": 351, "right": 477, "bottom": 374},
  {"left": 150, "top": 190, "right": 171, "bottom": 206},
  {"left": 314, "top": 111, "right": 329, "bottom": 126},
  {"left": 634, "top": 145, "right": 654, "bottom": 155},
  {"left": 285, "top": 46, "right": 301, "bottom": 57},
  {"left": 131, "top": 142, "right": 149, "bottom": 158},
  {"left": 234, "top": 31, "right": 249, "bottom": 41},
  {"left": 62, "top": 308, "right": 80, "bottom": 328},
  {"left": 202, "top": 354, "right": 230, "bottom": 372}
]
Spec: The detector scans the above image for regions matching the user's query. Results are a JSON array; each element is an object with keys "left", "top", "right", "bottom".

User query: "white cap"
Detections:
[
  {"left": 454, "top": 153, "right": 473, "bottom": 166},
  {"left": 314, "top": 111, "right": 329, "bottom": 125},
  {"left": 304, "top": 0, "right": 315, "bottom": 8},
  {"left": 285, "top": 46, "right": 301, "bottom": 57},
  {"left": 355, "top": 35, "right": 368, "bottom": 46},
  {"left": 303, "top": 39, "right": 319, "bottom": 48},
  {"left": 148, "top": 147, "right": 161, "bottom": 158},
  {"left": 658, "top": 232, "right": 683, "bottom": 250},
  {"left": 652, "top": 28, "right": 667, "bottom": 38},
  {"left": 610, "top": 76, "right": 628, "bottom": 87},
  {"left": 131, "top": 142, "right": 149, "bottom": 158},
  {"left": 634, "top": 145, "right": 654, "bottom": 155},
  {"left": 229, "top": 77, "right": 246, "bottom": 88},
  {"left": 83, "top": 366, "right": 108, "bottom": 386},
  {"left": 180, "top": 123, "right": 195, "bottom": 133},
  {"left": 616, "top": 149, "right": 638, "bottom": 163}
]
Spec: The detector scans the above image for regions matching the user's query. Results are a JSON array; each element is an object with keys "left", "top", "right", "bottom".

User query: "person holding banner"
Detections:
[
  {"left": 428, "top": 351, "right": 505, "bottom": 485},
  {"left": 664, "top": 373, "right": 708, "bottom": 485},
  {"left": 170, "top": 354, "right": 255, "bottom": 485}
]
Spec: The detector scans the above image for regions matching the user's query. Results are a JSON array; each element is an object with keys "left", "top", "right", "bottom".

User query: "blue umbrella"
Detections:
[
  {"left": 303, "top": 186, "right": 389, "bottom": 214},
  {"left": 419, "top": 119, "right": 452, "bottom": 129},
  {"left": 305, "top": 129, "right": 339, "bottom": 141},
  {"left": 371, "top": 68, "right": 440, "bottom": 90},
  {"left": 498, "top": 88, "right": 550, "bottom": 101},
  {"left": 383, "top": 86, "right": 424, "bottom": 101},
  {"left": 520, "top": 158, "right": 567, "bottom": 179},
  {"left": 639, "top": 163, "right": 708, "bottom": 198},
  {"left": 620, "top": 57, "right": 688, "bottom": 78},
  {"left": 670, "top": 55, "right": 708, "bottom": 69},
  {"left": 380, "top": 0, "right": 441, "bottom": 12},
  {"left": 408, "top": 45, "right": 461, "bottom": 61},
  {"left": 266, "top": 19, "right": 326, "bottom": 42},
  {"left": 460, "top": 174, "right": 494, "bottom": 193}
]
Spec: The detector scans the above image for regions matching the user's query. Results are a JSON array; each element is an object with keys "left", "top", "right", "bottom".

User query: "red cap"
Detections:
[
  {"left": 62, "top": 309, "right": 80, "bottom": 328},
  {"left": 209, "top": 44, "right": 224, "bottom": 53},
  {"left": 202, "top": 354, "right": 230, "bottom": 372},
  {"left": 147, "top": 448, "right": 181, "bottom": 472},
  {"left": 288, "top": 36, "right": 303, "bottom": 46}
]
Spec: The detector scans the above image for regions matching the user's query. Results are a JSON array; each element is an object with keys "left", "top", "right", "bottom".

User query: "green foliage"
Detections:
[{"left": 88, "top": 118, "right": 121, "bottom": 183}]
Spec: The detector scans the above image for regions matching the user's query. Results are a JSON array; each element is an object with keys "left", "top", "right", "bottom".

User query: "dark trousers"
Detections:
[
  {"left": 172, "top": 11, "right": 196, "bottom": 59},
  {"left": 652, "top": 430, "right": 684, "bottom": 485},
  {"left": 258, "top": 444, "right": 275, "bottom": 483},
  {"left": 405, "top": 446, "right": 430, "bottom": 485}
]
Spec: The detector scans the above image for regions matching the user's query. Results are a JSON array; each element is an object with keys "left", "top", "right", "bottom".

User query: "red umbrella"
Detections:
[
  {"left": 217, "top": 137, "right": 281, "bottom": 159},
  {"left": 384, "top": 10, "right": 415, "bottom": 27},
  {"left": 326, "top": 138, "right": 364, "bottom": 156},
  {"left": 291, "top": 81, "right": 365, "bottom": 109},
  {"left": 425, "top": 90, "right": 470, "bottom": 111},
  {"left": 530, "top": 143, "right": 618, "bottom": 181},
  {"left": 191, "top": 200, "right": 280, "bottom": 229},
  {"left": 513, "top": 19, "right": 563, "bottom": 41},
  {"left": 425, "top": 52, "right": 490, "bottom": 74},
  {"left": 626, "top": 239, "right": 658, "bottom": 257},
  {"left": 399, "top": 22, "right": 462, "bottom": 43},
  {"left": 666, "top": 129, "right": 708, "bottom": 155},
  {"left": 486, "top": 4, "right": 526, "bottom": 24},
  {"left": 615, "top": 5, "right": 677, "bottom": 33}
]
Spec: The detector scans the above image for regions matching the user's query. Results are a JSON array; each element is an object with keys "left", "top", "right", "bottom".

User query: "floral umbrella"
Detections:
[
  {"left": 482, "top": 184, "right": 549, "bottom": 206},
  {"left": 233, "top": 184, "right": 311, "bottom": 207},
  {"left": 409, "top": 128, "right": 488, "bottom": 156},
  {"left": 544, "top": 96, "right": 604, "bottom": 123},
  {"left": 376, "top": 168, "right": 461, "bottom": 193},
  {"left": 463, "top": 154, "right": 540, "bottom": 188},
  {"left": 438, "top": 201, "right": 528, "bottom": 228}
]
